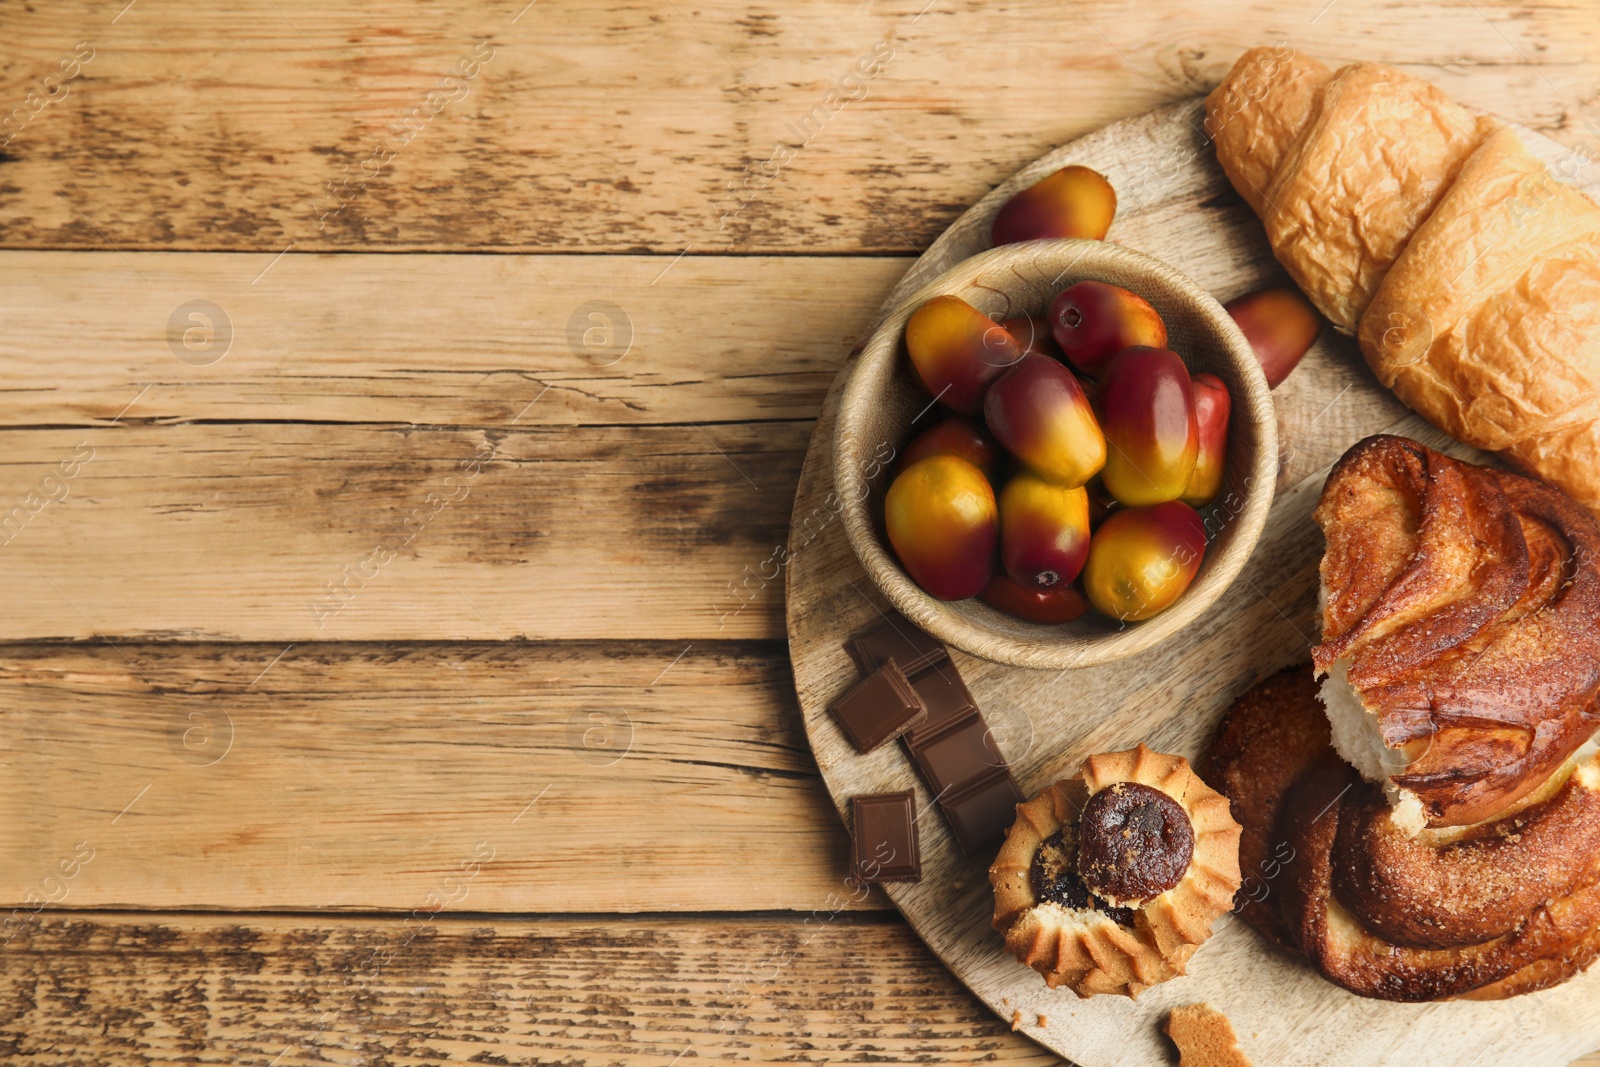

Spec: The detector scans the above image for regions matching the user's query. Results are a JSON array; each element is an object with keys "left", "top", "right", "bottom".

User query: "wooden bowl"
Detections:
[{"left": 833, "top": 239, "right": 1277, "bottom": 671}]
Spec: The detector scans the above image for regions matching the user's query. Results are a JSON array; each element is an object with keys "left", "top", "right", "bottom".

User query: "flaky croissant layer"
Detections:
[{"left": 1208, "top": 48, "right": 1600, "bottom": 515}]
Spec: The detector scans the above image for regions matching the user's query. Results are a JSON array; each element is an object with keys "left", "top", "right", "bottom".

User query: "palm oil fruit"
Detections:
[
  {"left": 905, "top": 295, "right": 1023, "bottom": 415},
  {"left": 1097, "top": 346, "right": 1198, "bottom": 507},
  {"left": 897, "top": 415, "right": 1002, "bottom": 482},
  {"left": 884, "top": 454, "right": 997, "bottom": 600},
  {"left": 999, "top": 472, "right": 1090, "bottom": 590},
  {"left": 1000, "top": 313, "right": 1064, "bottom": 360},
  {"left": 979, "top": 573, "right": 1090, "bottom": 624},
  {"left": 1048, "top": 280, "right": 1168, "bottom": 378},
  {"left": 983, "top": 353, "right": 1106, "bottom": 488},
  {"left": 1224, "top": 286, "right": 1320, "bottom": 389},
  {"left": 990, "top": 165, "right": 1117, "bottom": 246},
  {"left": 1181, "top": 373, "right": 1231, "bottom": 507},
  {"left": 1081, "top": 501, "right": 1206, "bottom": 622}
]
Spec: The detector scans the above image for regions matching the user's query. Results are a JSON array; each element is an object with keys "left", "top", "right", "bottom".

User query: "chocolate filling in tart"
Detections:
[
  {"left": 1029, "top": 827, "right": 1136, "bottom": 926},
  {"left": 1077, "top": 782, "right": 1195, "bottom": 905},
  {"left": 991, "top": 746, "right": 1243, "bottom": 998}
]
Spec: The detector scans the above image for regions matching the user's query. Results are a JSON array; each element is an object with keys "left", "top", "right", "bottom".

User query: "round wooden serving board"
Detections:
[{"left": 785, "top": 97, "right": 1600, "bottom": 1067}]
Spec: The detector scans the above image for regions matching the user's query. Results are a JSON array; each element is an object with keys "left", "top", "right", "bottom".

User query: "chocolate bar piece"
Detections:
[
  {"left": 828, "top": 660, "right": 927, "bottom": 753},
  {"left": 845, "top": 613, "right": 949, "bottom": 679},
  {"left": 893, "top": 655, "right": 1023, "bottom": 857},
  {"left": 939, "top": 769, "right": 1024, "bottom": 856},
  {"left": 903, "top": 665, "right": 979, "bottom": 749},
  {"left": 907, "top": 711, "right": 1007, "bottom": 797},
  {"left": 850, "top": 791, "right": 922, "bottom": 883}
]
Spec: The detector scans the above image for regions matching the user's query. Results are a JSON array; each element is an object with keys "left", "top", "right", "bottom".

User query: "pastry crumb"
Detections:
[
  {"left": 1010, "top": 1009, "right": 1023, "bottom": 1031},
  {"left": 1165, "top": 1003, "right": 1252, "bottom": 1067},
  {"left": 1037, "top": 1013, "right": 1049, "bottom": 1027}
]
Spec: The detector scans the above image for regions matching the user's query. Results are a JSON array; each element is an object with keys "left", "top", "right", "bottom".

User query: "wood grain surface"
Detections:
[
  {"left": 0, "top": 421, "right": 805, "bottom": 640},
  {"left": 0, "top": 253, "right": 898, "bottom": 427},
  {"left": 786, "top": 99, "right": 1600, "bottom": 1066},
  {"left": 0, "top": 912, "right": 1061, "bottom": 1066},
  {"left": 0, "top": 641, "right": 866, "bottom": 913},
  {"left": 3, "top": 0, "right": 1599, "bottom": 1063},
  {"left": 1, "top": 1, "right": 1599, "bottom": 253}
]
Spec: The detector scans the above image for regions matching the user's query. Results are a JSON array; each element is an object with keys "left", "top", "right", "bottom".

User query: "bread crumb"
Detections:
[
  {"left": 1037, "top": 1013, "right": 1049, "bottom": 1027},
  {"left": 1165, "top": 1003, "right": 1253, "bottom": 1067},
  {"left": 1010, "top": 1009, "right": 1023, "bottom": 1031}
]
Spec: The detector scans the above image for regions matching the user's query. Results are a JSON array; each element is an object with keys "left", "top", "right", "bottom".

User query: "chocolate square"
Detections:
[
  {"left": 939, "top": 769, "right": 1024, "bottom": 856},
  {"left": 850, "top": 791, "right": 922, "bottom": 883},
  {"left": 828, "top": 660, "right": 927, "bottom": 753},
  {"left": 907, "top": 711, "right": 1007, "bottom": 797},
  {"left": 903, "top": 665, "right": 978, "bottom": 749},
  {"left": 845, "top": 614, "right": 949, "bottom": 679}
]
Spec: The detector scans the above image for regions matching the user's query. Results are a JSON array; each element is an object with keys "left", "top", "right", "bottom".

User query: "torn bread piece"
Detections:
[{"left": 1311, "top": 436, "right": 1600, "bottom": 831}]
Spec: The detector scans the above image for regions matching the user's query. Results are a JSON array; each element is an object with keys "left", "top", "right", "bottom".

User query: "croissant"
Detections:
[
  {"left": 1204, "top": 435, "right": 1600, "bottom": 1000},
  {"left": 1207, "top": 48, "right": 1600, "bottom": 515}
]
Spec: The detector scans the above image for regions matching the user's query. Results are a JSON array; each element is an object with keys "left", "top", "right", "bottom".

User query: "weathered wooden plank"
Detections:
[
  {"left": 0, "top": 422, "right": 800, "bottom": 640},
  {"left": 0, "top": 912, "right": 1591, "bottom": 1066},
  {"left": 0, "top": 253, "right": 902, "bottom": 427},
  {"left": 0, "top": 912, "right": 1067, "bottom": 1066},
  {"left": 0, "top": 1, "right": 1597, "bottom": 253},
  {"left": 0, "top": 641, "right": 866, "bottom": 913}
]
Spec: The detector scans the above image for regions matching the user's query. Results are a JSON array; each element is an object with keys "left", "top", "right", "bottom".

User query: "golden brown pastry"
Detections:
[
  {"left": 1207, "top": 663, "right": 1600, "bottom": 1002},
  {"left": 1313, "top": 435, "right": 1600, "bottom": 829},
  {"left": 1203, "top": 435, "right": 1600, "bottom": 1001},
  {"left": 1208, "top": 48, "right": 1600, "bottom": 514},
  {"left": 989, "top": 744, "right": 1241, "bottom": 998}
]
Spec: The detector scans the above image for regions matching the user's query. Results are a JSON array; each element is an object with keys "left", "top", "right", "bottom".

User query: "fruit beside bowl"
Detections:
[{"left": 834, "top": 240, "right": 1277, "bottom": 671}]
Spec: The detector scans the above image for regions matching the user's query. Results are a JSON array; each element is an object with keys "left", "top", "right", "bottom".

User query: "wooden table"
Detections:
[{"left": 1, "top": 3, "right": 1597, "bottom": 1063}]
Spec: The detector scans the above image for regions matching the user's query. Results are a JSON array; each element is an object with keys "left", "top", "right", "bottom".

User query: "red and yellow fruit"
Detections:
[
  {"left": 999, "top": 471, "right": 1091, "bottom": 590},
  {"left": 1097, "top": 346, "right": 1198, "bottom": 506},
  {"left": 1081, "top": 502, "right": 1207, "bottom": 622},
  {"left": 983, "top": 353, "right": 1106, "bottom": 488},
  {"left": 1224, "top": 286, "right": 1320, "bottom": 389},
  {"left": 905, "top": 296, "right": 1022, "bottom": 415},
  {"left": 991, "top": 165, "right": 1117, "bottom": 246},
  {"left": 898, "top": 416, "right": 1002, "bottom": 482},
  {"left": 884, "top": 455, "right": 997, "bottom": 600},
  {"left": 1048, "top": 281, "right": 1169, "bottom": 378},
  {"left": 1000, "top": 313, "right": 1064, "bottom": 360},
  {"left": 888, "top": 174, "right": 1229, "bottom": 624},
  {"left": 979, "top": 574, "right": 1090, "bottom": 624},
  {"left": 1181, "top": 373, "right": 1232, "bottom": 507}
]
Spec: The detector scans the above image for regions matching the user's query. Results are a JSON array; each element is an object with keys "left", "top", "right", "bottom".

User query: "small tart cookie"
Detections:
[{"left": 990, "top": 744, "right": 1243, "bottom": 997}]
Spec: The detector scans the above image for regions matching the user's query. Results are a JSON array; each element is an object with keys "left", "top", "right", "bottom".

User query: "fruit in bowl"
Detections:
[
  {"left": 1049, "top": 280, "right": 1168, "bottom": 378},
  {"left": 882, "top": 267, "right": 1236, "bottom": 626},
  {"left": 904, "top": 295, "right": 1024, "bottom": 415},
  {"left": 1081, "top": 501, "right": 1207, "bottom": 622},
  {"left": 998, "top": 472, "right": 1091, "bottom": 590},
  {"left": 897, "top": 415, "right": 1003, "bottom": 482},
  {"left": 884, "top": 454, "right": 998, "bottom": 600},
  {"left": 984, "top": 352, "right": 1106, "bottom": 488},
  {"left": 836, "top": 219, "right": 1278, "bottom": 670},
  {"left": 1096, "top": 345, "right": 1199, "bottom": 507}
]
